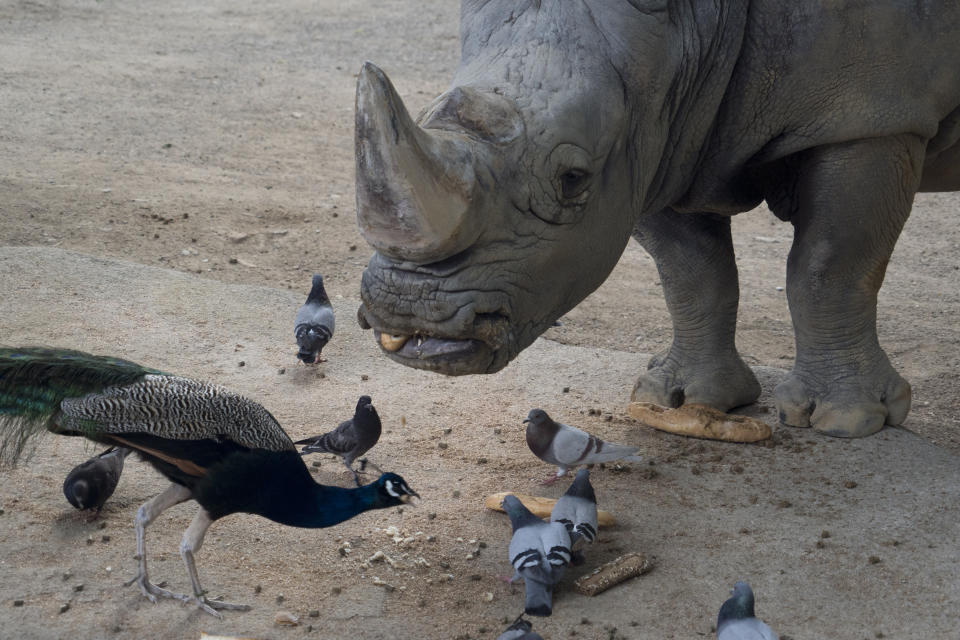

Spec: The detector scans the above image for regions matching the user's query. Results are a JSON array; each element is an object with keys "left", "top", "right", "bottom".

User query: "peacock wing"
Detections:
[{"left": 59, "top": 375, "right": 296, "bottom": 452}]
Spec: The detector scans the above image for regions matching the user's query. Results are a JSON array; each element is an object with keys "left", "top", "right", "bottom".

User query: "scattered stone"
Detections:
[
  {"left": 309, "top": 610, "right": 320, "bottom": 618},
  {"left": 477, "top": 457, "right": 487, "bottom": 464},
  {"left": 452, "top": 490, "right": 461, "bottom": 498},
  {"left": 360, "top": 374, "right": 369, "bottom": 381},
  {"left": 821, "top": 530, "right": 831, "bottom": 538},
  {"left": 428, "top": 513, "right": 437, "bottom": 520},
  {"left": 59, "top": 603, "right": 70, "bottom": 614},
  {"left": 62, "top": 572, "right": 72, "bottom": 581},
  {"left": 86, "top": 535, "right": 94, "bottom": 545},
  {"left": 13, "top": 600, "right": 23, "bottom": 607},
  {"left": 254, "top": 584, "right": 262, "bottom": 594},
  {"left": 844, "top": 480, "right": 858, "bottom": 489},
  {"left": 563, "top": 386, "right": 570, "bottom": 393},
  {"left": 868, "top": 555, "right": 882, "bottom": 564},
  {"left": 238, "top": 361, "right": 245, "bottom": 367},
  {"left": 777, "top": 500, "right": 793, "bottom": 509},
  {"left": 312, "top": 460, "right": 322, "bottom": 468},
  {"left": 581, "top": 617, "right": 591, "bottom": 625},
  {"left": 477, "top": 541, "right": 487, "bottom": 549},
  {"left": 443, "top": 428, "right": 452, "bottom": 435},
  {"left": 493, "top": 428, "right": 501, "bottom": 435},
  {"left": 372, "top": 577, "right": 395, "bottom": 591},
  {"left": 228, "top": 257, "right": 238, "bottom": 264},
  {"left": 426, "top": 535, "right": 436, "bottom": 543},
  {"left": 816, "top": 540, "right": 825, "bottom": 549},
  {"left": 483, "top": 592, "right": 494, "bottom": 602},
  {"left": 691, "top": 466, "right": 702, "bottom": 476},
  {"left": 73, "top": 584, "right": 84, "bottom": 592},
  {"left": 276, "top": 594, "right": 285, "bottom": 603},
  {"left": 438, "top": 442, "right": 448, "bottom": 450},
  {"left": 331, "top": 587, "right": 341, "bottom": 595},
  {"left": 417, "top": 598, "right": 427, "bottom": 608},
  {"left": 278, "top": 368, "right": 286, "bottom": 375},
  {"left": 274, "top": 611, "right": 299, "bottom": 626},
  {"left": 470, "top": 574, "right": 482, "bottom": 581},
  {"left": 101, "top": 535, "right": 110, "bottom": 542},
  {"left": 98, "top": 522, "right": 107, "bottom": 530}
]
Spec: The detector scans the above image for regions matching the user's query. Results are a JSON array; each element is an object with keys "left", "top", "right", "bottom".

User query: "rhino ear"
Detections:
[{"left": 355, "top": 62, "right": 485, "bottom": 264}]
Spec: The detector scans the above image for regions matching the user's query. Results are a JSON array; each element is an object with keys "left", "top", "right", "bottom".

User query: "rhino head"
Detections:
[{"left": 355, "top": 0, "right": 733, "bottom": 375}]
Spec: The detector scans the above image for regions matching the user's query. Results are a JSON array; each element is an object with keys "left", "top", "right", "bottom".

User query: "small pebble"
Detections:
[
  {"left": 73, "top": 584, "right": 84, "bottom": 592},
  {"left": 101, "top": 535, "right": 110, "bottom": 542},
  {"left": 470, "top": 574, "right": 482, "bottom": 581},
  {"left": 478, "top": 627, "right": 488, "bottom": 634},
  {"left": 312, "top": 460, "right": 322, "bottom": 468},
  {"left": 0, "top": 508, "right": 4, "bottom": 515},
  {"left": 868, "top": 555, "right": 882, "bottom": 564},
  {"left": 562, "top": 386, "right": 570, "bottom": 393},
  {"left": 278, "top": 368, "right": 286, "bottom": 375},
  {"left": 426, "top": 535, "right": 436, "bottom": 543},
  {"left": 581, "top": 617, "right": 591, "bottom": 625},
  {"left": 428, "top": 513, "right": 437, "bottom": 520},
  {"left": 229, "top": 257, "right": 238, "bottom": 264},
  {"left": 438, "top": 442, "right": 448, "bottom": 450},
  {"left": 452, "top": 490, "right": 461, "bottom": 498},
  {"left": 418, "top": 598, "right": 427, "bottom": 608},
  {"left": 477, "top": 541, "right": 487, "bottom": 549},
  {"left": 821, "top": 530, "right": 831, "bottom": 538},
  {"left": 443, "top": 428, "right": 452, "bottom": 435},
  {"left": 59, "top": 603, "right": 70, "bottom": 614},
  {"left": 62, "top": 572, "right": 72, "bottom": 581},
  {"left": 331, "top": 586, "right": 342, "bottom": 595},
  {"left": 777, "top": 500, "right": 793, "bottom": 508},
  {"left": 13, "top": 600, "right": 23, "bottom": 607},
  {"left": 98, "top": 522, "right": 107, "bottom": 530},
  {"left": 276, "top": 594, "right": 285, "bottom": 603},
  {"left": 254, "top": 584, "right": 262, "bottom": 594},
  {"left": 238, "top": 361, "right": 245, "bottom": 367},
  {"left": 86, "top": 536, "right": 94, "bottom": 545},
  {"left": 493, "top": 428, "right": 501, "bottom": 435},
  {"left": 477, "top": 457, "right": 487, "bottom": 464},
  {"left": 816, "top": 540, "right": 825, "bottom": 549},
  {"left": 309, "top": 610, "right": 320, "bottom": 618},
  {"left": 844, "top": 480, "right": 858, "bottom": 489},
  {"left": 274, "top": 611, "right": 299, "bottom": 626},
  {"left": 360, "top": 374, "right": 369, "bottom": 381}
]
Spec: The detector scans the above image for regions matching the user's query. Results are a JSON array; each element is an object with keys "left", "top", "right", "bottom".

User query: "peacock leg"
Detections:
[
  {"left": 124, "top": 483, "right": 193, "bottom": 604},
  {"left": 180, "top": 507, "right": 251, "bottom": 618}
]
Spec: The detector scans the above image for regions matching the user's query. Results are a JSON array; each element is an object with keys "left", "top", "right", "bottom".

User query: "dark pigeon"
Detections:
[
  {"left": 295, "top": 395, "right": 382, "bottom": 486},
  {"left": 717, "top": 581, "right": 779, "bottom": 640},
  {"left": 63, "top": 446, "right": 131, "bottom": 514}
]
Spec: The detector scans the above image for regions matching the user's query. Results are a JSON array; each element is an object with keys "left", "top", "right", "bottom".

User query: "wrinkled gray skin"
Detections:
[{"left": 354, "top": 0, "right": 960, "bottom": 437}]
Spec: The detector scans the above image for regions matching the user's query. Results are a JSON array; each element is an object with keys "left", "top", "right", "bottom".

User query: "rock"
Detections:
[{"left": 274, "top": 611, "right": 299, "bottom": 626}]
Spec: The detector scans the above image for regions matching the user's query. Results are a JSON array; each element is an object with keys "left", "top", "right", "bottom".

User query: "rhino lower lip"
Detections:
[{"left": 373, "top": 330, "right": 485, "bottom": 359}]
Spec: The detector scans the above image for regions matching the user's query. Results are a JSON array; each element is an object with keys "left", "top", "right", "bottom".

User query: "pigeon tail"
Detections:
[{"left": 523, "top": 578, "right": 553, "bottom": 617}]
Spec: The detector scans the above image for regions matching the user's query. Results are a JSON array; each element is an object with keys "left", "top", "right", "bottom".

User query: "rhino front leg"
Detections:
[
  {"left": 631, "top": 209, "right": 760, "bottom": 410},
  {"left": 773, "top": 134, "right": 923, "bottom": 437}
]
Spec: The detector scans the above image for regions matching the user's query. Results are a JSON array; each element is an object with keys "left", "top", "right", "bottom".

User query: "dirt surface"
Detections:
[{"left": 1, "top": 1, "right": 959, "bottom": 639}]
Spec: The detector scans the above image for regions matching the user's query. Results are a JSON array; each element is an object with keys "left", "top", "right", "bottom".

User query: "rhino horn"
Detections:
[{"left": 355, "top": 62, "right": 482, "bottom": 263}]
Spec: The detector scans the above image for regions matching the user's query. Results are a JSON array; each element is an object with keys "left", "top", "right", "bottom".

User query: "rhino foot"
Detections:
[
  {"left": 631, "top": 348, "right": 761, "bottom": 411},
  {"left": 774, "top": 366, "right": 911, "bottom": 437}
]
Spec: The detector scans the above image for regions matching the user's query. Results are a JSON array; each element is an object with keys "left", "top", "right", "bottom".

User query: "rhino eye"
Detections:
[{"left": 558, "top": 168, "right": 590, "bottom": 201}]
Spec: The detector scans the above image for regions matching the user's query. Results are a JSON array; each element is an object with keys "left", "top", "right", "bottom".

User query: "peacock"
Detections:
[{"left": 0, "top": 346, "right": 419, "bottom": 618}]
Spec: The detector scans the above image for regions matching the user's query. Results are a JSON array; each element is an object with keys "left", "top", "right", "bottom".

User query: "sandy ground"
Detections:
[{"left": 1, "top": 1, "right": 959, "bottom": 639}]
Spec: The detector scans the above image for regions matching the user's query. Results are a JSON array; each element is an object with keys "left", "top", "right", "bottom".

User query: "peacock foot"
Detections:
[
  {"left": 190, "top": 593, "right": 251, "bottom": 619},
  {"left": 124, "top": 573, "right": 191, "bottom": 606}
]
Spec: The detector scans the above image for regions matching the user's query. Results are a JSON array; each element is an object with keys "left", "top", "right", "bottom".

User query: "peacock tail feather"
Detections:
[{"left": 0, "top": 346, "right": 163, "bottom": 464}]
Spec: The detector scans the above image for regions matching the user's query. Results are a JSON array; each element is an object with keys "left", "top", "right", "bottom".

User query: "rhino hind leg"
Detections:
[
  {"left": 631, "top": 210, "right": 761, "bottom": 411},
  {"left": 771, "top": 134, "right": 923, "bottom": 437}
]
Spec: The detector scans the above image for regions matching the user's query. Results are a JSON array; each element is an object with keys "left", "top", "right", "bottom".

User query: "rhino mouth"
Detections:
[{"left": 358, "top": 304, "right": 510, "bottom": 374}]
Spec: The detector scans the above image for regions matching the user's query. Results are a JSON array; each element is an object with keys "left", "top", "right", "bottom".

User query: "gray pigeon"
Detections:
[
  {"left": 496, "top": 616, "right": 544, "bottom": 640},
  {"left": 550, "top": 468, "right": 598, "bottom": 547},
  {"left": 503, "top": 494, "right": 572, "bottom": 617},
  {"left": 524, "top": 408, "right": 641, "bottom": 483},
  {"left": 717, "top": 581, "right": 779, "bottom": 640},
  {"left": 295, "top": 395, "right": 382, "bottom": 486},
  {"left": 295, "top": 274, "right": 335, "bottom": 364},
  {"left": 63, "top": 446, "right": 131, "bottom": 514}
]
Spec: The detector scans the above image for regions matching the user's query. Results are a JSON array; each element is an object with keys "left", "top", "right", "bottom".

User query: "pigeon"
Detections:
[
  {"left": 503, "top": 494, "right": 572, "bottom": 617},
  {"left": 717, "top": 581, "right": 779, "bottom": 640},
  {"left": 496, "top": 615, "right": 544, "bottom": 640},
  {"left": 524, "top": 408, "right": 641, "bottom": 483},
  {"left": 550, "top": 469, "right": 598, "bottom": 548},
  {"left": 63, "top": 446, "right": 131, "bottom": 514},
  {"left": 295, "top": 395, "right": 382, "bottom": 486},
  {"left": 295, "top": 274, "right": 335, "bottom": 364}
]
